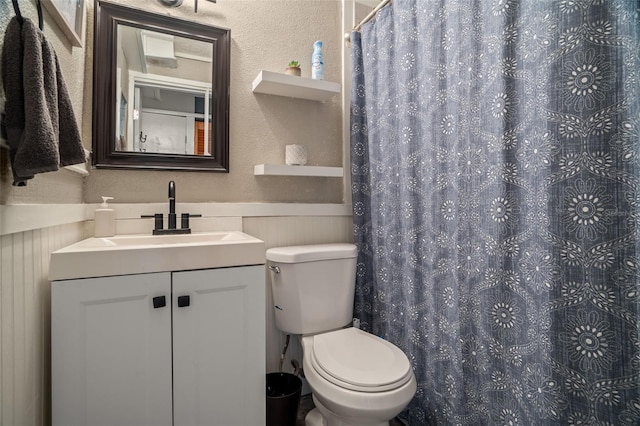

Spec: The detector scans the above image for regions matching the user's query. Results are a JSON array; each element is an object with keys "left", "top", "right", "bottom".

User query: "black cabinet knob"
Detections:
[
  {"left": 152, "top": 296, "right": 166, "bottom": 309},
  {"left": 177, "top": 295, "right": 190, "bottom": 307}
]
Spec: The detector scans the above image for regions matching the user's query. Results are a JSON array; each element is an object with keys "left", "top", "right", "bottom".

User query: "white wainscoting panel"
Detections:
[
  {"left": 243, "top": 215, "right": 353, "bottom": 377},
  {"left": 0, "top": 214, "right": 353, "bottom": 425},
  {"left": 0, "top": 223, "right": 86, "bottom": 426}
]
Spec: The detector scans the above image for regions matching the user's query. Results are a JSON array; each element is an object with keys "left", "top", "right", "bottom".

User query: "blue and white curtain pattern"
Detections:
[{"left": 350, "top": 1, "right": 640, "bottom": 424}]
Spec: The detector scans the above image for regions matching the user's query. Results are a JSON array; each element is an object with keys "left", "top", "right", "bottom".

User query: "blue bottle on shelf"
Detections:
[{"left": 311, "top": 40, "right": 324, "bottom": 80}]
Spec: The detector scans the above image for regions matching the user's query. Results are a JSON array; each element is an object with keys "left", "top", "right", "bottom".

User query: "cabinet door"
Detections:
[
  {"left": 172, "top": 266, "right": 266, "bottom": 426},
  {"left": 52, "top": 273, "right": 172, "bottom": 426}
]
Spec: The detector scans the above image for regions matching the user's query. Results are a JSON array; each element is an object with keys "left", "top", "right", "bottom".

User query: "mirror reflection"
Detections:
[
  {"left": 92, "top": 0, "right": 230, "bottom": 171},
  {"left": 116, "top": 26, "right": 214, "bottom": 156}
]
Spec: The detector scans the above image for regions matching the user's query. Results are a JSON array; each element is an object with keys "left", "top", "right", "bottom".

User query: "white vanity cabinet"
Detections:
[
  {"left": 52, "top": 265, "right": 265, "bottom": 426},
  {"left": 172, "top": 267, "right": 265, "bottom": 426}
]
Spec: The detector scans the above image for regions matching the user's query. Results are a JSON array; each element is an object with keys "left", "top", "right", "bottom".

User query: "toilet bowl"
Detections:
[
  {"left": 301, "top": 328, "right": 416, "bottom": 426},
  {"left": 266, "top": 244, "right": 416, "bottom": 426}
]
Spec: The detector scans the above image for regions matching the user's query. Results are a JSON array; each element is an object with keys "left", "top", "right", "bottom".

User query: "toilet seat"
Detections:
[{"left": 309, "top": 328, "right": 413, "bottom": 393}]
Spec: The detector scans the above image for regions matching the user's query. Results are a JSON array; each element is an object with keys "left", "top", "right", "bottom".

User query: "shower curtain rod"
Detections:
[
  {"left": 345, "top": 0, "right": 392, "bottom": 47},
  {"left": 353, "top": 0, "right": 391, "bottom": 32}
]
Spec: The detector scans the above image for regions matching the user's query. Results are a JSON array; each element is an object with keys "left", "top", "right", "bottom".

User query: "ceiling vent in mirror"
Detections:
[{"left": 141, "top": 31, "right": 178, "bottom": 68}]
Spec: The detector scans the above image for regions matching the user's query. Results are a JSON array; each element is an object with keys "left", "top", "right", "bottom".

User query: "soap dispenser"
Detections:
[{"left": 94, "top": 196, "right": 115, "bottom": 237}]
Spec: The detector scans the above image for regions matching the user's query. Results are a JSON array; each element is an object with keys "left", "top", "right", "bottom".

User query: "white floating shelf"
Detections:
[
  {"left": 252, "top": 70, "right": 341, "bottom": 102},
  {"left": 254, "top": 164, "right": 344, "bottom": 177}
]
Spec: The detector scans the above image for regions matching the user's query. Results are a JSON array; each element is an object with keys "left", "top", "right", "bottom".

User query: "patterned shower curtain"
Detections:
[{"left": 350, "top": 1, "right": 640, "bottom": 424}]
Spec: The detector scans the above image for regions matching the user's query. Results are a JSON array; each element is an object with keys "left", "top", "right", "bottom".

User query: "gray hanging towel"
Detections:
[
  {"left": 1, "top": 17, "right": 85, "bottom": 186},
  {"left": 1, "top": 16, "right": 27, "bottom": 185}
]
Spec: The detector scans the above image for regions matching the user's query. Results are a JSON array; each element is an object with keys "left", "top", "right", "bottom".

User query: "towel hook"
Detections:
[
  {"left": 36, "top": 0, "right": 44, "bottom": 30},
  {"left": 11, "top": 0, "right": 23, "bottom": 24},
  {"left": 11, "top": 0, "right": 44, "bottom": 30}
]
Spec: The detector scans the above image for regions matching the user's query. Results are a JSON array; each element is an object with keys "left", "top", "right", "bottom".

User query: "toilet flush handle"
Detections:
[{"left": 268, "top": 265, "right": 280, "bottom": 274}]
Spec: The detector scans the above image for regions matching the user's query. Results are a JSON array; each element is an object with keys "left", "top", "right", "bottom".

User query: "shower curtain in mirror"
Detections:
[{"left": 350, "top": 1, "right": 639, "bottom": 424}]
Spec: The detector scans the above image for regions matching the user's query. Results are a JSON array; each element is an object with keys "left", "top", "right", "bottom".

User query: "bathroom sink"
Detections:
[
  {"left": 50, "top": 231, "right": 265, "bottom": 281},
  {"left": 74, "top": 231, "right": 251, "bottom": 248}
]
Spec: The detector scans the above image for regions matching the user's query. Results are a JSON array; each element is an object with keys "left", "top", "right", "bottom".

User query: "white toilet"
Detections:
[{"left": 267, "top": 243, "right": 416, "bottom": 426}]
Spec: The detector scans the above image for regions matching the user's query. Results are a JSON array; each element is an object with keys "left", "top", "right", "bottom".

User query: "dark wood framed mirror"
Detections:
[{"left": 92, "top": 0, "right": 230, "bottom": 171}]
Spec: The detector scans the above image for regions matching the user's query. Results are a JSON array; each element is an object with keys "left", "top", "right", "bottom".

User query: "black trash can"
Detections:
[{"left": 266, "top": 372, "right": 302, "bottom": 426}]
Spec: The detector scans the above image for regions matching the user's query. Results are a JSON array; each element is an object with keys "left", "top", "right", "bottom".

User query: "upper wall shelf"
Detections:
[{"left": 252, "top": 70, "right": 341, "bottom": 102}]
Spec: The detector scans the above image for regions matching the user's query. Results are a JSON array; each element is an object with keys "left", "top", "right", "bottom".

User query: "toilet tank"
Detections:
[{"left": 266, "top": 244, "right": 357, "bottom": 335}]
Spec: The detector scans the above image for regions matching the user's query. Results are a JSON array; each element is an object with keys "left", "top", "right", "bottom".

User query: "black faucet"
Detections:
[
  {"left": 141, "top": 181, "right": 201, "bottom": 235},
  {"left": 168, "top": 180, "right": 176, "bottom": 230}
]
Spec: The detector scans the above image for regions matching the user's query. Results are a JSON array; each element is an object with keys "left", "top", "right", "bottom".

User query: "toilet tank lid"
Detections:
[{"left": 266, "top": 243, "right": 357, "bottom": 263}]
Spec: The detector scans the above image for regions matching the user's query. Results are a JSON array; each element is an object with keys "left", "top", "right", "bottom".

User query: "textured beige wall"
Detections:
[
  {"left": 84, "top": 0, "right": 345, "bottom": 204},
  {"left": 0, "top": 1, "right": 87, "bottom": 204},
  {"left": 1, "top": 0, "right": 345, "bottom": 206}
]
